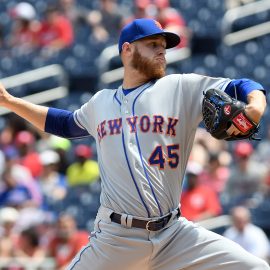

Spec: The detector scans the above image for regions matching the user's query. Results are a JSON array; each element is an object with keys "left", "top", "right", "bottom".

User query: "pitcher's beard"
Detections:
[{"left": 131, "top": 47, "right": 166, "bottom": 80}]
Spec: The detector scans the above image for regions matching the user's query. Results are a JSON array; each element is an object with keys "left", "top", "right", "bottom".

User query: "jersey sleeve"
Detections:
[
  {"left": 181, "top": 73, "right": 231, "bottom": 127},
  {"left": 45, "top": 108, "right": 90, "bottom": 139},
  {"left": 74, "top": 98, "right": 96, "bottom": 138},
  {"left": 224, "top": 78, "right": 265, "bottom": 103}
]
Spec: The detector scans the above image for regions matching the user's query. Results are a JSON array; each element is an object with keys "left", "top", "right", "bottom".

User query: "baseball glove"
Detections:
[{"left": 202, "top": 88, "right": 260, "bottom": 141}]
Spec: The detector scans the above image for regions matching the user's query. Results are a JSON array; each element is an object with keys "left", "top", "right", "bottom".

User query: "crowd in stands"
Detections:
[
  {"left": 0, "top": 117, "right": 99, "bottom": 269},
  {"left": 224, "top": 206, "right": 270, "bottom": 261},
  {"left": 0, "top": 0, "right": 270, "bottom": 268},
  {"left": 5, "top": 0, "right": 189, "bottom": 51},
  {"left": 182, "top": 128, "right": 270, "bottom": 261},
  {"left": 0, "top": 0, "right": 190, "bottom": 83}
]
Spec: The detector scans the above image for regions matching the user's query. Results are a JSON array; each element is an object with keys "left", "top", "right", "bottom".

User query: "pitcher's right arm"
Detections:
[{"left": 0, "top": 83, "right": 89, "bottom": 139}]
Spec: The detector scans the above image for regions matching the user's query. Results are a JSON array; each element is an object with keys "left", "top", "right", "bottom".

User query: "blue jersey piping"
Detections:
[
  {"left": 69, "top": 244, "right": 91, "bottom": 269},
  {"left": 132, "top": 82, "right": 163, "bottom": 217},
  {"left": 114, "top": 87, "right": 150, "bottom": 216},
  {"left": 122, "top": 132, "right": 151, "bottom": 217}
]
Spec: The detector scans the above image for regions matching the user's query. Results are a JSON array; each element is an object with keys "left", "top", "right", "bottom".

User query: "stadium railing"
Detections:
[
  {"left": 0, "top": 64, "right": 69, "bottom": 116},
  {"left": 198, "top": 215, "right": 231, "bottom": 231},
  {"left": 222, "top": 0, "right": 270, "bottom": 45}
]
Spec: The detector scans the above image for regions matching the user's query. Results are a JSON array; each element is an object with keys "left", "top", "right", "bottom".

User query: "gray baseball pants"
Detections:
[{"left": 68, "top": 206, "right": 269, "bottom": 270}]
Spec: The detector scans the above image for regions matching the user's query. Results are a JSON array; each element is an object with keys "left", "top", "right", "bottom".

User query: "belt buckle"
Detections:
[{"left": 146, "top": 219, "right": 159, "bottom": 232}]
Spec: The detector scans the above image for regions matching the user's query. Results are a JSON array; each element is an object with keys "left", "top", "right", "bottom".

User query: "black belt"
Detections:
[{"left": 110, "top": 208, "right": 180, "bottom": 232}]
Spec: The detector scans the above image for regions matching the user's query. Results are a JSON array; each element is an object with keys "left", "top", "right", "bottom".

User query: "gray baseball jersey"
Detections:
[
  {"left": 68, "top": 73, "right": 269, "bottom": 270},
  {"left": 74, "top": 73, "right": 230, "bottom": 218}
]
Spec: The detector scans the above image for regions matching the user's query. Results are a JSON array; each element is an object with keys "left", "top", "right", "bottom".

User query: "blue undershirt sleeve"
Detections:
[
  {"left": 45, "top": 108, "right": 90, "bottom": 139},
  {"left": 224, "top": 78, "right": 265, "bottom": 103}
]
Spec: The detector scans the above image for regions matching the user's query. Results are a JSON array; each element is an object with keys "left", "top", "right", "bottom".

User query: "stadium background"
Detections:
[{"left": 0, "top": 0, "right": 270, "bottom": 269}]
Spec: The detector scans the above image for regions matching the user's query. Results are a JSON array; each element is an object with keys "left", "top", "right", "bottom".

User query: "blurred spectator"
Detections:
[
  {"left": 4, "top": 146, "right": 42, "bottom": 207},
  {"left": 194, "top": 127, "right": 229, "bottom": 155},
  {"left": 99, "top": 0, "right": 124, "bottom": 37},
  {"left": 0, "top": 127, "right": 13, "bottom": 152},
  {"left": 198, "top": 152, "right": 230, "bottom": 195},
  {"left": 34, "top": 130, "right": 53, "bottom": 153},
  {"left": 0, "top": 117, "right": 31, "bottom": 166},
  {"left": 222, "top": 141, "right": 268, "bottom": 207},
  {"left": 36, "top": 134, "right": 71, "bottom": 174},
  {"left": 48, "top": 213, "right": 89, "bottom": 269},
  {"left": 153, "top": 0, "right": 190, "bottom": 48},
  {"left": 38, "top": 149, "right": 67, "bottom": 206},
  {"left": 0, "top": 167, "right": 35, "bottom": 208},
  {"left": 87, "top": 0, "right": 124, "bottom": 43},
  {"left": 8, "top": 2, "right": 40, "bottom": 53},
  {"left": 59, "top": 0, "right": 88, "bottom": 27},
  {"left": 87, "top": 10, "right": 109, "bottom": 44},
  {"left": 38, "top": 5, "right": 74, "bottom": 52},
  {"left": 14, "top": 130, "right": 43, "bottom": 179},
  {"left": 34, "top": 211, "right": 56, "bottom": 251},
  {"left": 0, "top": 207, "right": 19, "bottom": 258},
  {"left": 124, "top": 0, "right": 154, "bottom": 23},
  {"left": 180, "top": 161, "right": 222, "bottom": 222},
  {"left": 189, "top": 142, "right": 209, "bottom": 168},
  {"left": 49, "top": 136, "right": 72, "bottom": 175},
  {"left": 223, "top": 206, "right": 270, "bottom": 261},
  {"left": 190, "top": 128, "right": 231, "bottom": 169},
  {"left": 14, "top": 207, "right": 50, "bottom": 235},
  {"left": 66, "top": 144, "right": 99, "bottom": 186},
  {"left": 15, "top": 227, "right": 46, "bottom": 259}
]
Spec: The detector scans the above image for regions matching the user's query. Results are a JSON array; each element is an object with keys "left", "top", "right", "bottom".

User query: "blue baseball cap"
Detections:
[{"left": 118, "top": 18, "right": 181, "bottom": 53}]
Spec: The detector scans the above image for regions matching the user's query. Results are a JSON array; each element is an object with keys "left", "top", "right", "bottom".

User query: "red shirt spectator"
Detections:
[
  {"left": 48, "top": 214, "right": 89, "bottom": 269},
  {"left": 38, "top": 6, "right": 74, "bottom": 50},
  {"left": 180, "top": 161, "right": 222, "bottom": 221},
  {"left": 49, "top": 231, "right": 89, "bottom": 267},
  {"left": 181, "top": 185, "right": 222, "bottom": 222},
  {"left": 11, "top": 24, "right": 39, "bottom": 47},
  {"left": 15, "top": 130, "right": 43, "bottom": 179},
  {"left": 20, "top": 152, "right": 43, "bottom": 179},
  {"left": 9, "top": 2, "right": 40, "bottom": 51},
  {"left": 9, "top": 2, "right": 40, "bottom": 54}
]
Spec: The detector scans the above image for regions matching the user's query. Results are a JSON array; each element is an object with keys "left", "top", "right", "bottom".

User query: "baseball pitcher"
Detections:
[{"left": 0, "top": 18, "right": 268, "bottom": 270}]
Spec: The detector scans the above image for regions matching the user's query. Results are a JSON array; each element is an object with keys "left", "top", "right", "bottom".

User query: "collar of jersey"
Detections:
[
  {"left": 122, "top": 82, "right": 147, "bottom": 96},
  {"left": 114, "top": 80, "right": 155, "bottom": 106}
]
